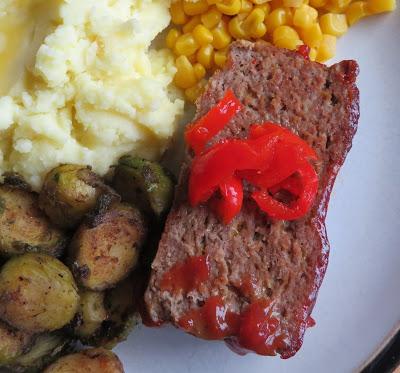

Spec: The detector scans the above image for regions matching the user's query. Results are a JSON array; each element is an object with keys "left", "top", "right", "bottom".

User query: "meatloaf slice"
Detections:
[{"left": 145, "top": 41, "right": 359, "bottom": 358}]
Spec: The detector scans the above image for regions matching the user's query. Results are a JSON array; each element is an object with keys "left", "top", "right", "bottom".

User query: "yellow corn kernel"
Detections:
[
  {"left": 214, "top": 49, "right": 228, "bottom": 67},
  {"left": 241, "top": 0, "right": 254, "bottom": 13},
  {"left": 212, "top": 23, "right": 232, "bottom": 49},
  {"left": 309, "top": 0, "right": 327, "bottom": 6},
  {"left": 324, "top": 0, "right": 351, "bottom": 12},
  {"left": 255, "top": 3, "right": 270, "bottom": 15},
  {"left": 319, "top": 13, "right": 348, "bottom": 37},
  {"left": 293, "top": 4, "right": 318, "bottom": 29},
  {"left": 166, "top": 28, "right": 182, "bottom": 49},
  {"left": 243, "top": 8, "right": 267, "bottom": 38},
  {"left": 175, "top": 33, "right": 200, "bottom": 56},
  {"left": 283, "top": 0, "right": 303, "bottom": 7},
  {"left": 300, "top": 22, "right": 322, "bottom": 47},
  {"left": 273, "top": 25, "right": 299, "bottom": 42},
  {"left": 185, "top": 79, "right": 207, "bottom": 102},
  {"left": 266, "top": 8, "right": 291, "bottom": 31},
  {"left": 273, "top": 24, "right": 301, "bottom": 49},
  {"left": 251, "top": 0, "right": 269, "bottom": 4},
  {"left": 197, "top": 44, "right": 214, "bottom": 68},
  {"left": 216, "top": 0, "right": 242, "bottom": 15},
  {"left": 206, "top": 0, "right": 219, "bottom": 5},
  {"left": 170, "top": 1, "right": 188, "bottom": 25},
  {"left": 193, "top": 63, "right": 207, "bottom": 79},
  {"left": 201, "top": 7, "right": 222, "bottom": 28},
  {"left": 316, "top": 34, "right": 336, "bottom": 62},
  {"left": 183, "top": 0, "right": 209, "bottom": 16},
  {"left": 174, "top": 56, "right": 197, "bottom": 89},
  {"left": 346, "top": 1, "right": 368, "bottom": 26},
  {"left": 309, "top": 47, "right": 317, "bottom": 61},
  {"left": 367, "top": 0, "right": 396, "bottom": 13},
  {"left": 228, "top": 16, "right": 247, "bottom": 39},
  {"left": 274, "top": 37, "right": 303, "bottom": 49},
  {"left": 253, "top": 23, "right": 268, "bottom": 38},
  {"left": 183, "top": 16, "right": 201, "bottom": 33},
  {"left": 193, "top": 24, "right": 214, "bottom": 46},
  {"left": 243, "top": 8, "right": 265, "bottom": 27}
]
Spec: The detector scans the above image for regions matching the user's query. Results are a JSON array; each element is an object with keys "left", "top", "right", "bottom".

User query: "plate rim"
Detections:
[{"left": 360, "top": 322, "right": 400, "bottom": 373}]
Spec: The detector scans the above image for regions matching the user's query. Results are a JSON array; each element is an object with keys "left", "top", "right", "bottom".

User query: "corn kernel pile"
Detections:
[{"left": 166, "top": 0, "right": 396, "bottom": 101}]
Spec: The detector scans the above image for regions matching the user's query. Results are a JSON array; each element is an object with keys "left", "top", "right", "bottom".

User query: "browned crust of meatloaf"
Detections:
[{"left": 145, "top": 41, "right": 359, "bottom": 358}]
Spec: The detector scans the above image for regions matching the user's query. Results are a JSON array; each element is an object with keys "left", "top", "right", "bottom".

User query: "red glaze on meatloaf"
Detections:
[{"left": 145, "top": 41, "right": 360, "bottom": 358}]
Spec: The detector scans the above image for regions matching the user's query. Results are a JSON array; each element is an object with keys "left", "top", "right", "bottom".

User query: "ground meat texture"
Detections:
[{"left": 145, "top": 41, "right": 359, "bottom": 358}]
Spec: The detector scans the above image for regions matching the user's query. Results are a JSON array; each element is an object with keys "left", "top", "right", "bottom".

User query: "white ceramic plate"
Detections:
[{"left": 115, "top": 9, "right": 400, "bottom": 373}]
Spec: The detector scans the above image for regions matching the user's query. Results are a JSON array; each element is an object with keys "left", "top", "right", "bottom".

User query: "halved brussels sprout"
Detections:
[
  {"left": 72, "top": 290, "right": 108, "bottom": 341},
  {"left": 43, "top": 348, "right": 124, "bottom": 373},
  {"left": 39, "top": 165, "right": 118, "bottom": 229},
  {"left": 113, "top": 156, "right": 175, "bottom": 218},
  {"left": 0, "top": 253, "right": 79, "bottom": 333},
  {"left": 93, "top": 276, "right": 140, "bottom": 349},
  {"left": 7, "top": 333, "right": 74, "bottom": 373},
  {"left": 0, "top": 321, "right": 34, "bottom": 366},
  {"left": 69, "top": 202, "right": 147, "bottom": 291},
  {"left": 0, "top": 183, "right": 67, "bottom": 257}
]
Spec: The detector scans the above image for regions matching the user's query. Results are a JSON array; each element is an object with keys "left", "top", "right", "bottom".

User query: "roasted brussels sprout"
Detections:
[
  {"left": 39, "top": 165, "right": 118, "bottom": 229},
  {"left": 7, "top": 333, "right": 74, "bottom": 373},
  {"left": 0, "top": 184, "right": 67, "bottom": 257},
  {"left": 113, "top": 156, "right": 175, "bottom": 218},
  {"left": 69, "top": 202, "right": 146, "bottom": 291},
  {"left": 0, "top": 253, "right": 79, "bottom": 333},
  {"left": 94, "top": 276, "right": 140, "bottom": 349},
  {"left": 72, "top": 290, "right": 108, "bottom": 341},
  {"left": 0, "top": 321, "right": 34, "bottom": 366},
  {"left": 43, "top": 348, "right": 124, "bottom": 373}
]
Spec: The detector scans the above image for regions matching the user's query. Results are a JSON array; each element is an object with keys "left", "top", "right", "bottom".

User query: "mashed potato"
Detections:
[{"left": 0, "top": 0, "right": 184, "bottom": 190}]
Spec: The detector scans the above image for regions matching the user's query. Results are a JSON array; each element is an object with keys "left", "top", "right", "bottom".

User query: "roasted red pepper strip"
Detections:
[
  {"left": 239, "top": 142, "right": 306, "bottom": 189},
  {"left": 188, "top": 140, "right": 271, "bottom": 206},
  {"left": 185, "top": 89, "right": 242, "bottom": 154},
  {"left": 249, "top": 123, "right": 317, "bottom": 161},
  {"left": 252, "top": 162, "right": 318, "bottom": 221},
  {"left": 187, "top": 92, "right": 319, "bottom": 223},
  {"left": 212, "top": 176, "right": 243, "bottom": 225},
  {"left": 269, "top": 174, "right": 302, "bottom": 196}
]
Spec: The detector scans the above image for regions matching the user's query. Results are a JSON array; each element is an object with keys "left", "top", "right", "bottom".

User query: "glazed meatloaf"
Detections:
[{"left": 145, "top": 41, "right": 359, "bottom": 358}]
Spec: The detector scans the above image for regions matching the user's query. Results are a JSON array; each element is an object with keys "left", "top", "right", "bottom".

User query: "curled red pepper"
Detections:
[
  {"left": 212, "top": 176, "right": 243, "bottom": 225},
  {"left": 252, "top": 162, "right": 319, "bottom": 221},
  {"left": 186, "top": 91, "right": 319, "bottom": 223},
  {"left": 188, "top": 140, "right": 267, "bottom": 206},
  {"left": 185, "top": 89, "right": 242, "bottom": 155}
]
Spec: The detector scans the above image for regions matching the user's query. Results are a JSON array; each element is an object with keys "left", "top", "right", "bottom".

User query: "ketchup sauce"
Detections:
[{"left": 160, "top": 255, "right": 209, "bottom": 294}]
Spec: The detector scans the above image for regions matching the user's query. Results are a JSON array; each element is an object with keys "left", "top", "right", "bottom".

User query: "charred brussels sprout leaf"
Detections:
[
  {"left": 69, "top": 202, "right": 147, "bottom": 291},
  {"left": 0, "top": 253, "right": 80, "bottom": 333},
  {"left": 43, "top": 348, "right": 124, "bottom": 373},
  {"left": 93, "top": 276, "right": 140, "bottom": 349},
  {"left": 0, "top": 184, "right": 67, "bottom": 258},
  {"left": 72, "top": 290, "right": 108, "bottom": 342},
  {"left": 113, "top": 156, "right": 175, "bottom": 218},
  {"left": 39, "top": 165, "right": 118, "bottom": 229},
  {"left": 0, "top": 321, "right": 34, "bottom": 366},
  {"left": 6, "top": 333, "right": 74, "bottom": 373}
]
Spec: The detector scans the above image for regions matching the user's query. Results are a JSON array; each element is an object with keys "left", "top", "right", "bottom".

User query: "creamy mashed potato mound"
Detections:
[{"left": 0, "top": 0, "right": 184, "bottom": 190}]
